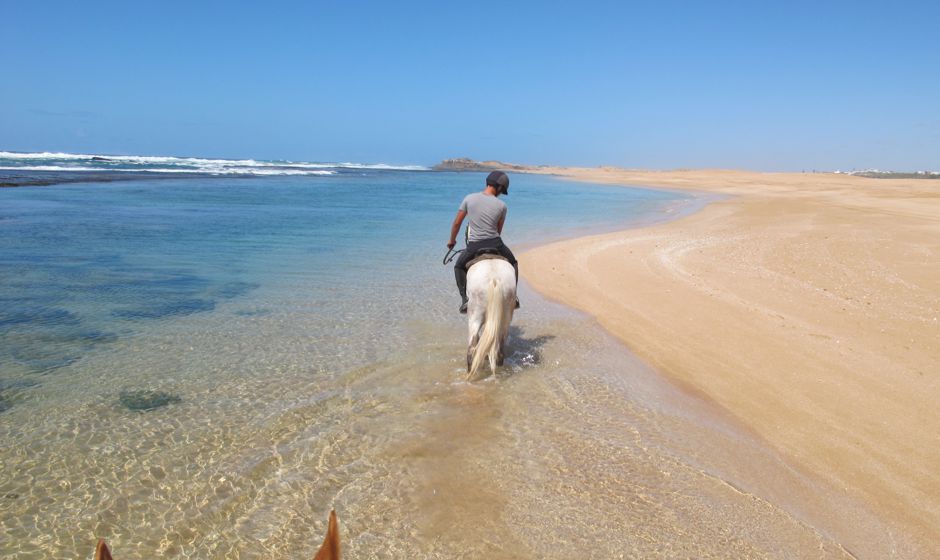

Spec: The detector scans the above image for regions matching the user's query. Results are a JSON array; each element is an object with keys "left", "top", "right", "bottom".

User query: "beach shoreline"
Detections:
[{"left": 519, "top": 167, "right": 940, "bottom": 556}]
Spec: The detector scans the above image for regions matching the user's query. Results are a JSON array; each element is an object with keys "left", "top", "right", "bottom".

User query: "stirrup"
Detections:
[{"left": 459, "top": 300, "right": 468, "bottom": 314}]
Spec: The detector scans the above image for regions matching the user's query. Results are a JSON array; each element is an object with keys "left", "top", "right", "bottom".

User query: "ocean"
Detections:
[{"left": 1, "top": 152, "right": 870, "bottom": 558}]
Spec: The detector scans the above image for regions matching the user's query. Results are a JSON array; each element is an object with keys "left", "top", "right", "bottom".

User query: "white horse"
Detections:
[{"left": 465, "top": 255, "right": 516, "bottom": 381}]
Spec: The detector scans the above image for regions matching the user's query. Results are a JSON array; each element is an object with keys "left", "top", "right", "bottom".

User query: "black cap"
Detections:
[{"left": 486, "top": 170, "right": 510, "bottom": 195}]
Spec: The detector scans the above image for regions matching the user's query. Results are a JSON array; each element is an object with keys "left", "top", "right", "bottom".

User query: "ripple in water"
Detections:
[{"left": 0, "top": 172, "right": 911, "bottom": 557}]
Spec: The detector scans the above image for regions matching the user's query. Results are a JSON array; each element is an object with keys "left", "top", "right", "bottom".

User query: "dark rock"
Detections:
[
  {"left": 8, "top": 347, "right": 80, "bottom": 373},
  {"left": 233, "top": 308, "right": 271, "bottom": 317},
  {"left": 0, "top": 306, "right": 81, "bottom": 329},
  {"left": 111, "top": 298, "right": 215, "bottom": 319},
  {"left": 0, "top": 379, "right": 39, "bottom": 412},
  {"left": 0, "top": 379, "right": 40, "bottom": 391},
  {"left": 119, "top": 390, "right": 182, "bottom": 411},
  {"left": 215, "top": 281, "right": 260, "bottom": 299}
]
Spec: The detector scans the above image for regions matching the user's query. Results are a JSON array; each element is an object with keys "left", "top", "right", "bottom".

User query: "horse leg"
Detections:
[
  {"left": 467, "top": 316, "right": 483, "bottom": 372},
  {"left": 496, "top": 290, "right": 514, "bottom": 367},
  {"left": 495, "top": 325, "right": 509, "bottom": 367}
]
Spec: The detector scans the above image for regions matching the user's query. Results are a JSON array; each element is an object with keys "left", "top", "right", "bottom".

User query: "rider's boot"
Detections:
[{"left": 456, "top": 266, "right": 469, "bottom": 314}]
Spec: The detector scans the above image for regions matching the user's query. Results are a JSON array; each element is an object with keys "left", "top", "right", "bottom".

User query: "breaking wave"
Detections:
[{"left": 0, "top": 151, "right": 430, "bottom": 177}]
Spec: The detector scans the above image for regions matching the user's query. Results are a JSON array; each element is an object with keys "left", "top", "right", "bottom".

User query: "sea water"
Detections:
[{"left": 0, "top": 161, "right": 896, "bottom": 558}]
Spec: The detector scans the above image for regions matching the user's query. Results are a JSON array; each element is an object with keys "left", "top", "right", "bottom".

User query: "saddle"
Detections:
[{"left": 465, "top": 248, "right": 508, "bottom": 269}]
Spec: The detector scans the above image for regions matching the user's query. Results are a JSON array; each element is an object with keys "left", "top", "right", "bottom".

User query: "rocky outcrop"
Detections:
[
  {"left": 433, "top": 157, "right": 539, "bottom": 172},
  {"left": 433, "top": 158, "right": 494, "bottom": 171}
]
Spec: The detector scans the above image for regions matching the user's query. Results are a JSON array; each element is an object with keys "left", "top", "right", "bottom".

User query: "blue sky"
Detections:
[{"left": 2, "top": 1, "right": 938, "bottom": 170}]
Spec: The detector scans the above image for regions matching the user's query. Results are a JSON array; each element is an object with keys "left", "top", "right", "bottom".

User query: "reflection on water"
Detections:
[
  {"left": 0, "top": 173, "right": 912, "bottom": 558},
  {"left": 1, "top": 285, "right": 869, "bottom": 559}
]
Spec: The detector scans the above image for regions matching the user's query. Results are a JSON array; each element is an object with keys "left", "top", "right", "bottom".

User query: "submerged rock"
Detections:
[
  {"left": 0, "top": 379, "right": 38, "bottom": 413},
  {"left": 119, "top": 390, "right": 182, "bottom": 411},
  {"left": 0, "top": 306, "right": 81, "bottom": 328},
  {"left": 111, "top": 298, "right": 215, "bottom": 319},
  {"left": 215, "top": 281, "right": 260, "bottom": 299}
]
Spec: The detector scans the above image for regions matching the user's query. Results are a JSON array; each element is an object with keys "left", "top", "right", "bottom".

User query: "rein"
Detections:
[{"left": 443, "top": 247, "right": 464, "bottom": 265}]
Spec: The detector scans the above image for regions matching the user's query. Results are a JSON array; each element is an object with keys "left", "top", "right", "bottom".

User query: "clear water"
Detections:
[
  {"left": 0, "top": 171, "right": 686, "bottom": 381},
  {"left": 0, "top": 172, "right": 898, "bottom": 558}
]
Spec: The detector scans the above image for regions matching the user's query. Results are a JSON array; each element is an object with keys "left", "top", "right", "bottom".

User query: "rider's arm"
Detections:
[
  {"left": 448, "top": 210, "right": 467, "bottom": 248},
  {"left": 497, "top": 212, "right": 505, "bottom": 235}
]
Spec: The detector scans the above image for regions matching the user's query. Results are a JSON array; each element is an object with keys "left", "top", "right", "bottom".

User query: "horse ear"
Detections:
[
  {"left": 95, "top": 539, "right": 114, "bottom": 560},
  {"left": 313, "top": 509, "right": 341, "bottom": 560}
]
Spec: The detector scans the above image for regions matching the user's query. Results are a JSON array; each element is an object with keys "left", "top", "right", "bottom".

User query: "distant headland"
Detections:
[{"left": 432, "top": 157, "right": 548, "bottom": 173}]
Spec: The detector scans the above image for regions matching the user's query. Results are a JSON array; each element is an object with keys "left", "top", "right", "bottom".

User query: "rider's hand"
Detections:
[{"left": 447, "top": 241, "right": 456, "bottom": 249}]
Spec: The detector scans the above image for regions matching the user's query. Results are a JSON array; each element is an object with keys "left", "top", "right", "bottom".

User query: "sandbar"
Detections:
[{"left": 520, "top": 167, "right": 940, "bottom": 554}]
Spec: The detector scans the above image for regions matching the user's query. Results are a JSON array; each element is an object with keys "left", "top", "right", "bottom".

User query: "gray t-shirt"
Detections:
[{"left": 459, "top": 192, "right": 507, "bottom": 243}]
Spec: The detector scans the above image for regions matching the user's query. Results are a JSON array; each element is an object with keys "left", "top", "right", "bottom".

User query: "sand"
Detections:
[{"left": 520, "top": 168, "right": 940, "bottom": 554}]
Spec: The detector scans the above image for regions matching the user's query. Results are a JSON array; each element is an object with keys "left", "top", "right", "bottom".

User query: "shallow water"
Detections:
[{"left": 0, "top": 171, "right": 903, "bottom": 558}]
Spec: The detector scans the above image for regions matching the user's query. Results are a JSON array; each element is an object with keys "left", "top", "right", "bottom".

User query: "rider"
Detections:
[{"left": 447, "top": 170, "right": 519, "bottom": 314}]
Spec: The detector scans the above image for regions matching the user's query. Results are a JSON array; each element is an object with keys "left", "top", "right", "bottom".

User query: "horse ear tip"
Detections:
[
  {"left": 314, "top": 509, "right": 341, "bottom": 560},
  {"left": 95, "top": 538, "right": 113, "bottom": 560}
]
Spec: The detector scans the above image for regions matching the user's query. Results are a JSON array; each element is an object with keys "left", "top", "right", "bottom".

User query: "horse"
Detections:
[{"left": 465, "top": 255, "right": 517, "bottom": 381}]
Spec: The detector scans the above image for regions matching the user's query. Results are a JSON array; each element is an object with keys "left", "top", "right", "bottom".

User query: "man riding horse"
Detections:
[{"left": 447, "top": 171, "right": 519, "bottom": 314}]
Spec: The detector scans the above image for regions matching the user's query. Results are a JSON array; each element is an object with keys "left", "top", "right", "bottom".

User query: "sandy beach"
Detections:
[{"left": 521, "top": 168, "right": 940, "bottom": 555}]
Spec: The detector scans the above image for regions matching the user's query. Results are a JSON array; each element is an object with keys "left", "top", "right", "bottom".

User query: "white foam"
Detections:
[
  {"left": 0, "top": 165, "right": 336, "bottom": 176},
  {"left": 0, "top": 165, "right": 102, "bottom": 171},
  {"left": 0, "top": 151, "right": 259, "bottom": 166},
  {"left": 0, "top": 151, "right": 97, "bottom": 160},
  {"left": 0, "top": 151, "right": 429, "bottom": 174}
]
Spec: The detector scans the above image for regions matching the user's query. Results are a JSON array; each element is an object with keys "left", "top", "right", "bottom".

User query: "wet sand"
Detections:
[{"left": 521, "top": 168, "right": 940, "bottom": 556}]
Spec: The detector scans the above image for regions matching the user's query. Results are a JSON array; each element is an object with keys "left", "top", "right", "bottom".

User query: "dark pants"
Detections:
[{"left": 454, "top": 237, "right": 518, "bottom": 301}]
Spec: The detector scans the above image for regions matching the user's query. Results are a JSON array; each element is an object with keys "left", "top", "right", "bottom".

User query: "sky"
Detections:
[{"left": 2, "top": 0, "right": 938, "bottom": 171}]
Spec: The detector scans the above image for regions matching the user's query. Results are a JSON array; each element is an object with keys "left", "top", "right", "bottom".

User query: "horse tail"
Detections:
[{"left": 469, "top": 276, "right": 507, "bottom": 380}]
